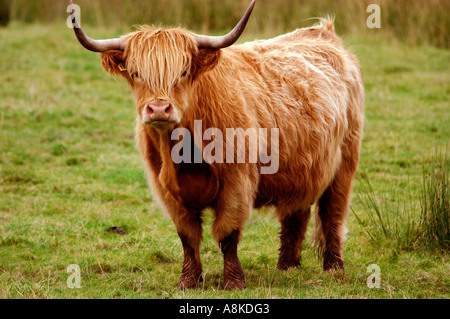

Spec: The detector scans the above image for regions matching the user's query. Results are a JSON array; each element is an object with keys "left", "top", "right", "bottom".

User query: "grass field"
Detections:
[{"left": 0, "top": 17, "right": 449, "bottom": 299}]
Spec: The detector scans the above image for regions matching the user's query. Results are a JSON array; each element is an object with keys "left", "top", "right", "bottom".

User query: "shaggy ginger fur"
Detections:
[{"left": 99, "top": 19, "right": 364, "bottom": 290}]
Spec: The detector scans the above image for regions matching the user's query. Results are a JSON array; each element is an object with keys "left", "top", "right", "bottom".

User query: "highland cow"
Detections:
[{"left": 68, "top": 0, "right": 364, "bottom": 290}]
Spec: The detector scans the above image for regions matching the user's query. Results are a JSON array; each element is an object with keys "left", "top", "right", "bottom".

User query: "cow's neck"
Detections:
[{"left": 155, "top": 128, "right": 182, "bottom": 202}]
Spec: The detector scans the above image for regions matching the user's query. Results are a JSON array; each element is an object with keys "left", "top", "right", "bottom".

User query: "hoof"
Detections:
[
  {"left": 323, "top": 261, "right": 344, "bottom": 272},
  {"left": 224, "top": 279, "right": 246, "bottom": 290},
  {"left": 276, "top": 260, "right": 300, "bottom": 271},
  {"left": 323, "top": 251, "right": 344, "bottom": 271},
  {"left": 177, "top": 275, "right": 203, "bottom": 290}
]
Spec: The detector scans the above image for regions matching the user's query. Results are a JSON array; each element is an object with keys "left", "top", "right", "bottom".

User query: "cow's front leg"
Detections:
[
  {"left": 174, "top": 210, "right": 203, "bottom": 289},
  {"left": 212, "top": 168, "right": 257, "bottom": 290},
  {"left": 219, "top": 229, "right": 245, "bottom": 290},
  {"left": 213, "top": 194, "right": 252, "bottom": 290}
]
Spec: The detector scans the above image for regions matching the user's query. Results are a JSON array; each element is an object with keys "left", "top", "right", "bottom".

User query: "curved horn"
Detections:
[
  {"left": 195, "top": 0, "right": 256, "bottom": 50},
  {"left": 68, "top": 0, "right": 124, "bottom": 52}
]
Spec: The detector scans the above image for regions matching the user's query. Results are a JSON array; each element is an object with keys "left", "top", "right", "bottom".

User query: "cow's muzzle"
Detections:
[{"left": 142, "top": 99, "right": 178, "bottom": 128}]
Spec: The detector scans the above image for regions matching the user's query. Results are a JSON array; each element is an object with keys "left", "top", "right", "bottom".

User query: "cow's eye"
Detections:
[
  {"left": 132, "top": 72, "right": 140, "bottom": 79},
  {"left": 181, "top": 70, "right": 187, "bottom": 77}
]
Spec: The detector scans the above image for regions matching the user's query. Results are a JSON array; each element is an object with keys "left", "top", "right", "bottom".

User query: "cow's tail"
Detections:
[
  {"left": 313, "top": 206, "right": 326, "bottom": 258},
  {"left": 318, "top": 15, "right": 335, "bottom": 33},
  {"left": 305, "top": 15, "right": 335, "bottom": 33}
]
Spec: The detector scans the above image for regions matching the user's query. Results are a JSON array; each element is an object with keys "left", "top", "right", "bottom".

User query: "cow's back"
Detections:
[{"left": 223, "top": 21, "right": 364, "bottom": 211}]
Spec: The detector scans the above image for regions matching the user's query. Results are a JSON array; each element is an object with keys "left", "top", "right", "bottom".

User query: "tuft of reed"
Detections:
[
  {"left": 5, "top": 0, "right": 450, "bottom": 48},
  {"left": 353, "top": 147, "right": 449, "bottom": 252},
  {"left": 419, "top": 149, "right": 449, "bottom": 251},
  {"left": 352, "top": 172, "right": 421, "bottom": 250}
]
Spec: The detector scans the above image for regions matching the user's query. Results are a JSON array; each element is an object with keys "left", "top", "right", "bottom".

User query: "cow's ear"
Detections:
[
  {"left": 100, "top": 50, "right": 130, "bottom": 80},
  {"left": 191, "top": 49, "right": 221, "bottom": 79}
]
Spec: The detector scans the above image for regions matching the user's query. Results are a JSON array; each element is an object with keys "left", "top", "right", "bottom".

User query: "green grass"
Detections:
[{"left": 0, "top": 22, "right": 449, "bottom": 299}]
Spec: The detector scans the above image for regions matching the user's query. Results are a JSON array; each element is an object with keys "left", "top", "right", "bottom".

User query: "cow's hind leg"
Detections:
[
  {"left": 277, "top": 207, "right": 311, "bottom": 270},
  {"left": 175, "top": 209, "right": 203, "bottom": 289},
  {"left": 315, "top": 165, "right": 355, "bottom": 271}
]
